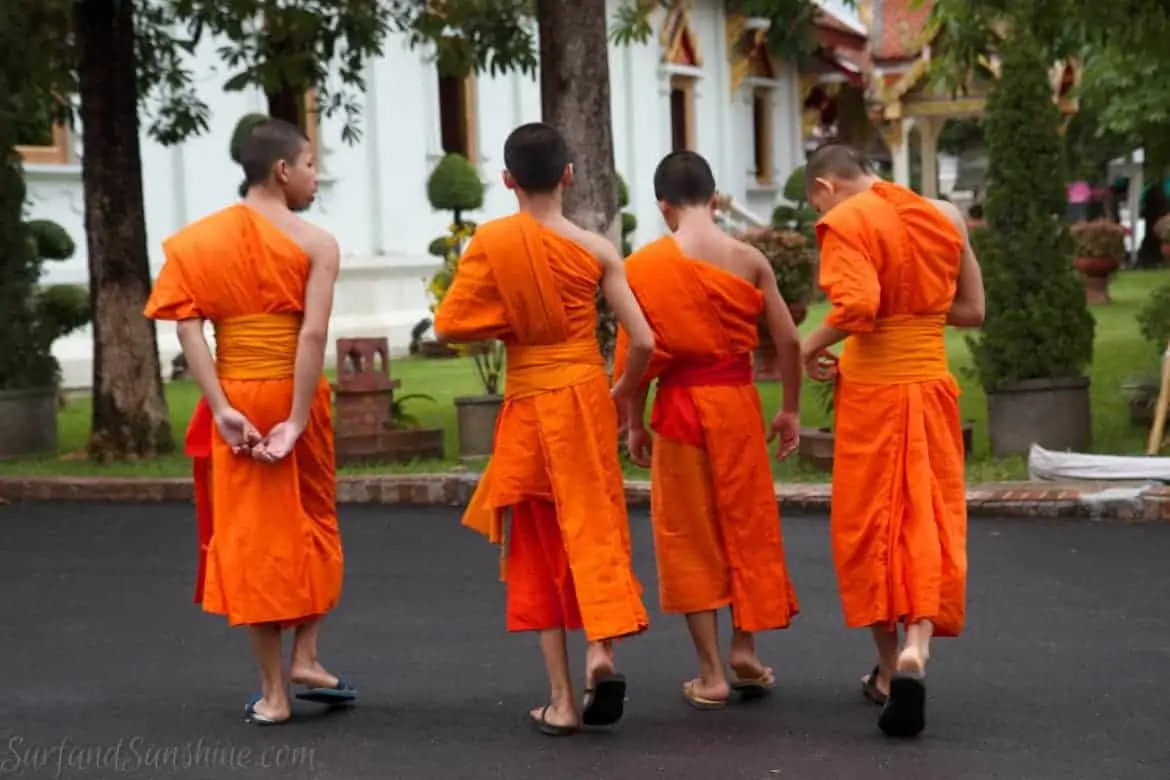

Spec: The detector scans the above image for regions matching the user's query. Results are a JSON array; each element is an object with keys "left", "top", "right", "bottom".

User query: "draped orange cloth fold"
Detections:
[
  {"left": 614, "top": 237, "right": 799, "bottom": 632},
  {"left": 434, "top": 212, "right": 647, "bottom": 642},
  {"left": 816, "top": 181, "right": 967, "bottom": 638},
  {"left": 143, "top": 204, "right": 342, "bottom": 628}
]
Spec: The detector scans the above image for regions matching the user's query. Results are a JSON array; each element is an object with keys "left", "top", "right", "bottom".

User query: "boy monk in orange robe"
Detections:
[
  {"left": 432, "top": 122, "right": 656, "bottom": 737},
  {"left": 612, "top": 151, "right": 802, "bottom": 710},
  {"left": 144, "top": 118, "right": 350, "bottom": 726},
  {"left": 800, "top": 144, "right": 985, "bottom": 738}
]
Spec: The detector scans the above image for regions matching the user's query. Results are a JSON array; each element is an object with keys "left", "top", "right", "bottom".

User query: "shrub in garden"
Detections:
[
  {"left": 0, "top": 209, "right": 91, "bottom": 390},
  {"left": 966, "top": 32, "right": 1094, "bottom": 392}
]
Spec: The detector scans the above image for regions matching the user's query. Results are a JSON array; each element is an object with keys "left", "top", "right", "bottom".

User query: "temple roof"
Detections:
[{"left": 868, "top": 0, "right": 934, "bottom": 63}]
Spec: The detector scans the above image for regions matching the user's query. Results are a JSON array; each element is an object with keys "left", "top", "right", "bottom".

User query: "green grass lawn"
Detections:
[{"left": 2, "top": 268, "right": 1165, "bottom": 482}]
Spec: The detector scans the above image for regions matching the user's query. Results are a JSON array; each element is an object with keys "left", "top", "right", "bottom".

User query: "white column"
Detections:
[
  {"left": 916, "top": 116, "right": 945, "bottom": 199},
  {"left": 879, "top": 118, "right": 912, "bottom": 187}
]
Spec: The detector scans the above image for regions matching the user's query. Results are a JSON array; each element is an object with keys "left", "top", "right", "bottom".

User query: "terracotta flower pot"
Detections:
[
  {"left": 1072, "top": 256, "right": 1120, "bottom": 305},
  {"left": 1161, "top": 242, "right": 1170, "bottom": 264}
]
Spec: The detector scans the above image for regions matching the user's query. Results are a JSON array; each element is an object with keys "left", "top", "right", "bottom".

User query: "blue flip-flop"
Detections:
[
  {"left": 243, "top": 693, "right": 288, "bottom": 726},
  {"left": 295, "top": 677, "right": 357, "bottom": 706}
]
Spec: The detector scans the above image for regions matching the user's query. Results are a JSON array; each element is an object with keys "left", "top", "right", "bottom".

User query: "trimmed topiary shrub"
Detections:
[
  {"left": 0, "top": 210, "right": 91, "bottom": 390},
  {"left": 426, "top": 153, "right": 484, "bottom": 223},
  {"left": 965, "top": 32, "right": 1094, "bottom": 392},
  {"left": 617, "top": 172, "right": 636, "bottom": 256}
]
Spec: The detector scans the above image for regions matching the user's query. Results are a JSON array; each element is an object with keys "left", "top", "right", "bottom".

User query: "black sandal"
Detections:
[
  {"left": 582, "top": 672, "right": 627, "bottom": 727},
  {"left": 531, "top": 705, "right": 579, "bottom": 737},
  {"left": 878, "top": 671, "right": 926, "bottom": 738}
]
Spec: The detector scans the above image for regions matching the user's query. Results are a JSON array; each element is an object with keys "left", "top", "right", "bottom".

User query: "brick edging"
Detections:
[{"left": 0, "top": 474, "right": 1165, "bottom": 522}]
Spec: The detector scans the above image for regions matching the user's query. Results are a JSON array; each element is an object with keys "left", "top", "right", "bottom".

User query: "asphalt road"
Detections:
[{"left": 0, "top": 503, "right": 1168, "bottom": 780}]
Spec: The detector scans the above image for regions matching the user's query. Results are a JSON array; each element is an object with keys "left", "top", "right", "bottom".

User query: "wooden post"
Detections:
[{"left": 1146, "top": 340, "right": 1170, "bottom": 454}]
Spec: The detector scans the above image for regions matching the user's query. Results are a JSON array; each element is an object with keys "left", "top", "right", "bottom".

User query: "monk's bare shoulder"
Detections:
[
  {"left": 927, "top": 198, "right": 970, "bottom": 243},
  {"left": 291, "top": 218, "right": 340, "bottom": 268},
  {"left": 729, "top": 237, "right": 772, "bottom": 288},
  {"left": 562, "top": 221, "right": 622, "bottom": 269}
]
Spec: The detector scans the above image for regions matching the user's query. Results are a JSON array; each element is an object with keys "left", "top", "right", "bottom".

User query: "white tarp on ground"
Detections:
[{"left": 1028, "top": 443, "right": 1170, "bottom": 483}]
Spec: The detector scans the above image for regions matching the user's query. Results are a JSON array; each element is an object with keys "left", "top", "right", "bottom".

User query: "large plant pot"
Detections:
[
  {"left": 1073, "top": 256, "right": 1119, "bottom": 305},
  {"left": 797, "top": 426, "right": 834, "bottom": 473},
  {"left": 986, "top": 376, "right": 1091, "bottom": 457},
  {"left": 1124, "top": 378, "right": 1159, "bottom": 427},
  {"left": 1161, "top": 243, "right": 1170, "bottom": 266},
  {"left": 455, "top": 394, "right": 503, "bottom": 460},
  {"left": 754, "top": 301, "right": 808, "bottom": 382},
  {"left": 0, "top": 387, "right": 58, "bottom": 459}
]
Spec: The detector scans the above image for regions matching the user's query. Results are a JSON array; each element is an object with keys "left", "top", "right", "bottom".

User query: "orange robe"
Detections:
[
  {"left": 434, "top": 212, "right": 648, "bottom": 642},
  {"left": 613, "top": 237, "right": 799, "bottom": 632},
  {"left": 143, "top": 204, "right": 343, "bottom": 628},
  {"left": 817, "top": 181, "right": 967, "bottom": 638}
]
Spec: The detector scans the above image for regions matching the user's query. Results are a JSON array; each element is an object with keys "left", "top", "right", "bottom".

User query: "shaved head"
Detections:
[
  {"left": 654, "top": 151, "right": 716, "bottom": 206},
  {"left": 804, "top": 143, "right": 878, "bottom": 216},
  {"left": 805, "top": 143, "right": 871, "bottom": 185},
  {"left": 240, "top": 118, "right": 310, "bottom": 187},
  {"left": 504, "top": 122, "right": 571, "bottom": 194}
]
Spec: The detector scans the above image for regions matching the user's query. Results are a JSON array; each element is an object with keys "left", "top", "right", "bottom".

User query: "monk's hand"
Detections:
[
  {"left": 251, "top": 420, "right": 303, "bottom": 463},
  {"left": 802, "top": 345, "right": 839, "bottom": 383},
  {"left": 214, "top": 407, "right": 261, "bottom": 455},
  {"left": 627, "top": 425, "right": 653, "bottom": 468},
  {"left": 767, "top": 411, "right": 800, "bottom": 461}
]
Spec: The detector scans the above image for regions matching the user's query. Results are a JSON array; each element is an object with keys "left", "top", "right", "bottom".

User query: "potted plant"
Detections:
[
  {"left": 967, "top": 33, "right": 1095, "bottom": 458},
  {"left": 379, "top": 392, "right": 446, "bottom": 464},
  {"left": 1155, "top": 214, "right": 1170, "bottom": 265},
  {"left": 0, "top": 210, "right": 91, "bottom": 459},
  {"left": 422, "top": 153, "right": 501, "bottom": 460},
  {"left": 1070, "top": 219, "right": 1126, "bottom": 304},
  {"left": 738, "top": 227, "right": 815, "bottom": 381},
  {"left": 797, "top": 380, "right": 835, "bottom": 472}
]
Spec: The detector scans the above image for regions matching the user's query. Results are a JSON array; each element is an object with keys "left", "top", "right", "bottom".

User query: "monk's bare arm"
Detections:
[
  {"left": 931, "top": 200, "right": 985, "bottom": 328},
  {"left": 595, "top": 241, "right": 655, "bottom": 391},
  {"left": 747, "top": 246, "right": 802, "bottom": 414},
  {"left": 627, "top": 380, "right": 652, "bottom": 429},
  {"left": 289, "top": 231, "right": 340, "bottom": 431},
  {"left": 176, "top": 319, "right": 232, "bottom": 416}
]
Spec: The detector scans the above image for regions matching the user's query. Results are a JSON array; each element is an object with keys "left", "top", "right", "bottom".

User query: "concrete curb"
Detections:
[{"left": 0, "top": 474, "right": 1166, "bottom": 522}]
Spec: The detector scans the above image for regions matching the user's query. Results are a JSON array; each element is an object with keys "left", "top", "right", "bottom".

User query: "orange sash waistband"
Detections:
[
  {"left": 505, "top": 339, "right": 605, "bottom": 399},
  {"left": 214, "top": 313, "right": 302, "bottom": 380},
  {"left": 841, "top": 314, "right": 949, "bottom": 384},
  {"left": 659, "top": 354, "right": 752, "bottom": 388}
]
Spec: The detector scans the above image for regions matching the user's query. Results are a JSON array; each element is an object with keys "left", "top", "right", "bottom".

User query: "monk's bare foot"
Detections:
[
  {"left": 863, "top": 667, "right": 891, "bottom": 698},
  {"left": 289, "top": 659, "right": 339, "bottom": 690},
  {"left": 896, "top": 645, "right": 928, "bottom": 677},
  {"left": 530, "top": 700, "right": 580, "bottom": 734},
  {"left": 682, "top": 677, "right": 730, "bottom": 709},
  {"left": 584, "top": 640, "right": 616, "bottom": 689},
  {"left": 247, "top": 694, "right": 291, "bottom": 724},
  {"left": 728, "top": 652, "right": 773, "bottom": 684}
]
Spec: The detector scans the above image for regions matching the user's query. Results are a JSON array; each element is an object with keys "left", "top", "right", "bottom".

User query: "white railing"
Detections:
[{"left": 714, "top": 194, "right": 770, "bottom": 234}]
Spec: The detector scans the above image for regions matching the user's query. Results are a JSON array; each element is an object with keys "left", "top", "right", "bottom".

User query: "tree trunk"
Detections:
[
  {"left": 76, "top": 0, "right": 174, "bottom": 459},
  {"left": 266, "top": 87, "right": 303, "bottom": 129},
  {"left": 536, "top": 0, "right": 621, "bottom": 367}
]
